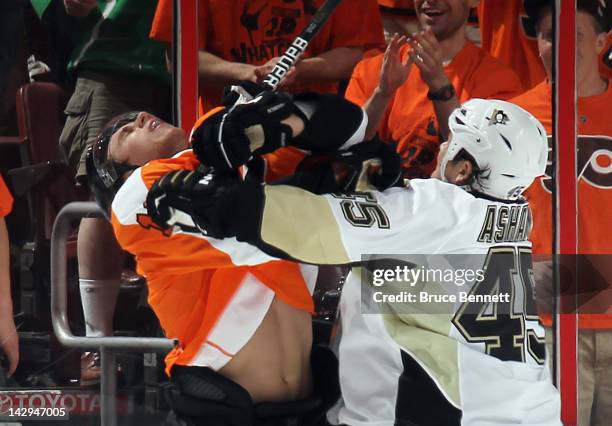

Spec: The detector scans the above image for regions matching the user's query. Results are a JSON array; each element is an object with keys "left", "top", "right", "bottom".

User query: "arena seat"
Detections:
[
  {"left": 9, "top": 81, "right": 75, "bottom": 320},
  {"left": 9, "top": 82, "right": 146, "bottom": 324}
]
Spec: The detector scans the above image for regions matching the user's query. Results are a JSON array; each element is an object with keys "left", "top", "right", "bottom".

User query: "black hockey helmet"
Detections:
[{"left": 85, "top": 111, "right": 141, "bottom": 219}]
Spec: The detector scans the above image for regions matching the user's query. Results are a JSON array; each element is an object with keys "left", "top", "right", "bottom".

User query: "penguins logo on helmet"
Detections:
[{"left": 487, "top": 109, "right": 510, "bottom": 126}]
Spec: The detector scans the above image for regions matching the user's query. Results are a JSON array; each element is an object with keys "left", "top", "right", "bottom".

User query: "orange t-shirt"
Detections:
[
  {"left": 345, "top": 41, "right": 523, "bottom": 178},
  {"left": 150, "top": 0, "right": 385, "bottom": 113},
  {"left": 0, "top": 176, "right": 13, "bottom": 217},
  {"left": 477, "top": 0, "right": 546, "bottom": 91},
  {"left": 112, "top": 150, "right": 313, "bottom": 374},
  {"left": 512, "top": 80, "right": 612, "bottom": 328}
]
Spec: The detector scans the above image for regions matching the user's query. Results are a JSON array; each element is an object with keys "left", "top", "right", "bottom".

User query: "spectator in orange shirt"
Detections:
[
  {"left": 512, "top": 0, "right": 611, "bottom": 255},
  {"left": 345, "top": 0, "right": 523, "bottom": 179},
  {"left": 477, "top": 0, "right": 547, "bottom": 90},
  {"left": 150, "top": 0, "right": 385, "bottom": 113},
  {"left": 0, "top": 175, "right": 18, "bottom": 377},
  {"left": 511, "top": 1, "right": 612, "bottom": 425},
  {"left": 478, "top": 1, "right": 610, "bottom": 89}
]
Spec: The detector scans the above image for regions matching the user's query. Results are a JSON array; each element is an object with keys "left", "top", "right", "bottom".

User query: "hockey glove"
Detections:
[
  {"left": 228, "top": 90, "right": 295, "bottom": 155},
  {"left": 192, "top": 91, "right": 295, "bottom": 172},
  {"left": 146, "top": 167, "right": 238, "bottom": 238},
  {"left": 334, "top": 140, "right": 403, "bottom": 192}
]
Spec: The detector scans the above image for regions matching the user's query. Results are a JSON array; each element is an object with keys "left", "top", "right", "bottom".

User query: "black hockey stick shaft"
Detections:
[{"left": 262, "top": 0, "right": 343, "bottom": 90}]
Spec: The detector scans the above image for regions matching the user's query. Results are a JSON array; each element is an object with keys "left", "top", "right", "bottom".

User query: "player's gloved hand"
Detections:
[
  {"left": 191, "top": 91, "right": 295, "bottom": 172},
  {"left": 146, "top": 167, "right": 237, "bottom": 238},
  {"left": 333, "top": 140, "right": 403, "bottom": 192},
  {"left": 191, "top": 109, "right": 253, "bottom": 172}
]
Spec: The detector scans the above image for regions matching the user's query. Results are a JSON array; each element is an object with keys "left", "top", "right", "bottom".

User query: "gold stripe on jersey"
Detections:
[
  {"left": 382, "top": 278, "right": 461, "bottom": 407},
  {"left": 261, "top": 185, "right": 350, "bottom": 265}
]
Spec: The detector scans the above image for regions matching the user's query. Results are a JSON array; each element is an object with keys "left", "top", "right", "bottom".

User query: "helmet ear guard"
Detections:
[
  {"left": 440, "top": 105, "right": 488, "bottom": 184},
  {"left": 85, "top": 111, "right": 141, "bottom": 219}
]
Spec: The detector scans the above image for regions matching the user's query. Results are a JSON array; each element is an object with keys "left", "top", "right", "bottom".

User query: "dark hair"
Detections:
[
  {"left": 449, "top": 148, "right": 490, "bottom": 188},
  {"left": 85, "top": 111, "right": 141, "bottom": 218},
  {"left": 526, "top": 0, "right": 610, "bottom": 34},
  {"left": 579, "top": 0, "right": 610, "bottom": 34},
  {"left": 97, "top": 111, "right": 141, "bottom": 168}
]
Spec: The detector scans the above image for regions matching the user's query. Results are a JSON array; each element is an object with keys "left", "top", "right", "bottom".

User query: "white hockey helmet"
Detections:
[{"left": 440, "top": 99, "right": 548, "bottom": 200}]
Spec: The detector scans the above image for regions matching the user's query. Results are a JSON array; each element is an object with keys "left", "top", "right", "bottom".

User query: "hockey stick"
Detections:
[{"left": 261, "top": 0, "right": 343, "bottom": 90}]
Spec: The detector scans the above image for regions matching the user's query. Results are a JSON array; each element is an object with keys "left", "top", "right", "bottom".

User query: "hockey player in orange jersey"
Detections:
[{"left": 85, "top": 89, "right": 401, "bottom": 425}]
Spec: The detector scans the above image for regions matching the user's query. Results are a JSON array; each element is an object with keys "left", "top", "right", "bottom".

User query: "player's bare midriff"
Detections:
[{"left": 218, "top": 296, "right": 314, "bottom": 403}]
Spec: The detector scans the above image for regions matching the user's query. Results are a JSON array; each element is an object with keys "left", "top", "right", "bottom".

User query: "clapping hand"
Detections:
[
  {"left": 378, "top": 33, "right": 413, "bottom": 96},
  {"left": 407, "top": 28, "right": 450, "bottom": 91}
]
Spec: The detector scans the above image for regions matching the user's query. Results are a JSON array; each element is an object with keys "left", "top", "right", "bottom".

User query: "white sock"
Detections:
[{"left": 79, "top": 278, "right": 121, "bottom": 337}]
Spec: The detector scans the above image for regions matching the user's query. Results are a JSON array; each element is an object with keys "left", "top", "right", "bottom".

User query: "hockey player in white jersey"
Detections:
[{"left": 147, "top": 98, "right": 562, "bottom": 425}]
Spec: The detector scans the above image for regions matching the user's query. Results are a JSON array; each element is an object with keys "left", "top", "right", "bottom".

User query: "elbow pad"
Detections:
[{"left": 291, "top": 93, "right": 367, "bottom": 152}]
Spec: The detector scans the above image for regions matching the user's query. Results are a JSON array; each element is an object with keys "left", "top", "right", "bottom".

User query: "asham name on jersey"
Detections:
[{"left": 477, "top": 204, "right": 532, "bottom": 244}]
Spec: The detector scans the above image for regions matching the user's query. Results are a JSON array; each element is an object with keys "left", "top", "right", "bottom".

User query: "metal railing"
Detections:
[{"left": 51, "top": 202, "right": 175, "bottom": 426}]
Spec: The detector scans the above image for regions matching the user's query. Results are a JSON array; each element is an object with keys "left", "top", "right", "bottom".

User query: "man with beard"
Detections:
[{"left": 345, "top": 0, "right": 523, "bottom": 179}]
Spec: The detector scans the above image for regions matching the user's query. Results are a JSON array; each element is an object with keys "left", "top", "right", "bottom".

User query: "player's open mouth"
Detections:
[{"left": 149, "top": 118, "right": 162, "bottom": 131}]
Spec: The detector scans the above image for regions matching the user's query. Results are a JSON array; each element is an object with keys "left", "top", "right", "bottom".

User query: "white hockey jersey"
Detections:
[{"left": 245, "top": 178, "right": 561, "bottom": 426}]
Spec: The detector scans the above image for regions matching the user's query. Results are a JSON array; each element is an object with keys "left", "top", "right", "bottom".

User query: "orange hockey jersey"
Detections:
[{"left": 111, "top": 150, "right": 315, "bottom": 374}]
